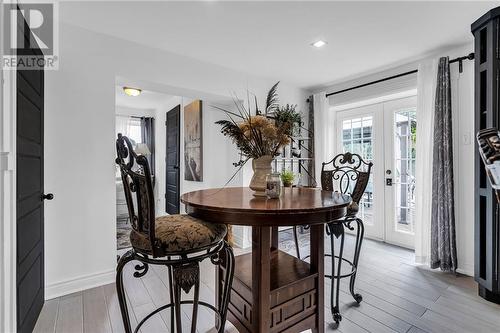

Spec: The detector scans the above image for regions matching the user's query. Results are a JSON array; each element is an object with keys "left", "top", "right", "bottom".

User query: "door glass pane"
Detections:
[
  {"left": 341, "top": 116, "right": 374, "bottom": 225},
  {"left": 393, "top": 109, "right": 416, "bottom": 234}
]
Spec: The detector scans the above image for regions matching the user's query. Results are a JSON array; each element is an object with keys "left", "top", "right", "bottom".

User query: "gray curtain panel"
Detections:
[
  {"left": 141, "top": 117, "right": 155, "bottom": 177},
  {"left": 307, "top": 95, "right": 315, "bottom": 186},
  {"left": 430, "top": 57, "right": 458, "bottom": 272}
]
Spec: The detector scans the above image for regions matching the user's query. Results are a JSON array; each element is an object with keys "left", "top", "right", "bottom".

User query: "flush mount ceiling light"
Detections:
[
  {"left": 311, "top": 40, "right": 327, "bottom": 48},
  {"left": 123, "top": 87, "right": 142, "bottom": 97}
]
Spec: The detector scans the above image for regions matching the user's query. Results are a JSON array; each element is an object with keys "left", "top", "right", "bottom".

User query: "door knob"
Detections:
[
  {"left": 173, "top": 165, "right": 179, "bottom": 169},
  {"left": 386, "top": 170, "right": 392, "bottom": 175},
  {"left": 42, "top": 193, "right": 54, "bottom": 200}
]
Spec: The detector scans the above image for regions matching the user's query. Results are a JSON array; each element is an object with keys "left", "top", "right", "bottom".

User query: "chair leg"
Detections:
[
  {"left": 336, "top": 226, "right": 346, "bottom": 323},
  {"left": 172, "top": 272, "right": 183, "bottom": 333},
  {"left": 218, "top": 242, "right": 235, "bottom": 333},
  {"left": 167, "top": 264, "right": 175, "bottom": 331},
  {"left": 190, "top": 271, "right": 200, "bottom": 333},
  {"left": 116, "top": 250, "right": 135, "bottom": 333},
  {"left": 349, "top": 218, "right": 364, "bottom": 303},
  {"left": 328, "top": 223, "right": 344, "bottom": 324},
  {"left": 172, "top": 262, "right": 200, "bottom": 333},
  {"left": 292, "top": 226, "right": 301, "bottom": 259},
  {"left": 329, "top": 227, "right": 336, "bottom": 318}
]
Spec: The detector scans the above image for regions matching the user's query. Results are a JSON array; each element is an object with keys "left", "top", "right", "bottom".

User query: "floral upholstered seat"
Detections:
[{"left": 130, "top": 214, "right": 227, "bottom": 255}]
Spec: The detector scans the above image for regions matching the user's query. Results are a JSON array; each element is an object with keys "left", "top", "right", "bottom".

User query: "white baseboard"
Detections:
[
  {"left": 45, "top": 269, "right": 115, "bottom": 300},
  {"left": 411, "top": 258, "right": 474, "bottom": 277},
  {"left": 457, "top": 263, "right": 474, "bottom": 277}
]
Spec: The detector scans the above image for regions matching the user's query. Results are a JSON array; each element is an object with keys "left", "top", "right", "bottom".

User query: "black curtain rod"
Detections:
[
  {"left": 130, "top": 116, "right": 151, "bottom": 119},
  {"left": 325, "top": 70, "right": 418, "bottom": 98},
  {"left": 325, "top": 53, "right": 474, "bottom": 98},
  {"left": 449, "top": 52, "right": 475, "bottom": 73},
  {"left": 449, "top": 52, "right": 475, "bottom": 64}
]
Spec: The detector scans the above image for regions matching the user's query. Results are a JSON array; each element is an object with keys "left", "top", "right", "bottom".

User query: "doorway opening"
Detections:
[
  {"left": 114, "top": 82, "right": 240, "bottom": 253},
  {"left": 114, "top": 86, "right": 177, "bottom": 251}
]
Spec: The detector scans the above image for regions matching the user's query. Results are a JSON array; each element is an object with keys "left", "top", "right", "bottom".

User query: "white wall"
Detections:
[
  {"left": 449, "top": 45, "right": 475, "bottom": 276},
  {"left": 316, "top": 44, "right": 475, "bottom": 276},
  {"left": 115, "top": 105, "right": 156, "bottom": 118},
  {"left": 44, "top": 20, "right": 309, "bottom": 298}
]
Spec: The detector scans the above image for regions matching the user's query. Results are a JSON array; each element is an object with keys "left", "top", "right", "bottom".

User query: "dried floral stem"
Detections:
[{"left": 214, "top": 82, "right": 301, "bottom": 167}]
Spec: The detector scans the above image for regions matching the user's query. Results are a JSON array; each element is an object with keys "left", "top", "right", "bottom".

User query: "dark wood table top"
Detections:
[{"left": 181, "top": 187, "right": 351, "bottom": 226}]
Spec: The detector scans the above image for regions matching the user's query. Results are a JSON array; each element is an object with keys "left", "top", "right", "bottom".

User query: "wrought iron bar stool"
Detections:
[
  {"left": 115, "top": 134, "right": 235, "bottom": 333},
  {"left": 292, "top": 152, "right": 372, "bottom": 323}
]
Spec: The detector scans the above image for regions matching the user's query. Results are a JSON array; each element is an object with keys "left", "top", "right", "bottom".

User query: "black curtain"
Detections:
[{"left": 141, "top": 117, "right": 155, "bottom": 178}]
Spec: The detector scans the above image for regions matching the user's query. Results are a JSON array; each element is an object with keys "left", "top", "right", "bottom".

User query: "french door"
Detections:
[{"left": 336, "top": 96, "right": 417, "bottom": 249}]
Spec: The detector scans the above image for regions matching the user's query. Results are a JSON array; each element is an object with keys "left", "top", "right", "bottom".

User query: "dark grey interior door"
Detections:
[
  {"left": 166, "top": 105, "right": 181, "bottom": 214},
  {"left": 16, "top": 22, "right": 46, "bottom": 333}
]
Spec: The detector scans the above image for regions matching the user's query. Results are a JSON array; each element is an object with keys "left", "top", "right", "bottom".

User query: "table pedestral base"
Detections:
[{"left": 218, "top": 226, "right": 325, "bottom": 333}]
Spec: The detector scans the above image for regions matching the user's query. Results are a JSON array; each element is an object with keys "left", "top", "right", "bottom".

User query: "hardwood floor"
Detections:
[{"left": 34, "top": 234, "right": 500, "bottom": 333}]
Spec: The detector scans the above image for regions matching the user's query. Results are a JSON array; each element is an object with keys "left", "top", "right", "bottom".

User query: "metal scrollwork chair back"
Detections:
[
  {"left": 116, "top": 133, "right": 158, "bottom": 256},
  {"left": 321, "top": 152, "right": 373, "bottom": 210}
]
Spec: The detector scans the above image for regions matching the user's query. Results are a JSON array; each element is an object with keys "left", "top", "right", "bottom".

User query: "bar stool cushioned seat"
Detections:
[{"left": 130, "top": 215, "right": 227, "bottom": 255}]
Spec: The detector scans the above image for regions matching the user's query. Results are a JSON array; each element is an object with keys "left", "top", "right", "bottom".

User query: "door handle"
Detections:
[
  {"left": 386, "top": 178, "right": 393, "bottom": 186},
  {"left": 42, "top": 193, "right": 54, "bottom": 200},
  {"left": 173, "top": 165, "right": 179, "bottom": 170}
]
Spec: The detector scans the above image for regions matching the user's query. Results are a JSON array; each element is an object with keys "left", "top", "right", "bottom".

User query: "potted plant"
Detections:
[
  {"left": 280, "top": 170, "right": 295, "bottom": 187},
  {"left": 215, "top": 82, "right": 301, "bottom": 196}
]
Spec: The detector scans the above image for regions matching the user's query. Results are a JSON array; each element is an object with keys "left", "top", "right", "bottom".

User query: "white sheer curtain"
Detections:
[
  {"left": 313, "top": 92, "right": 336, "bottom": 186},
  {"left": 116, "top": 115, "right": 142, "bottom": 145},
  {"left": 115, "top": 115, "right": 143, "bottom": 177},
  {"left": 415, "top": 58, "right": 438, "bottom": 265}
]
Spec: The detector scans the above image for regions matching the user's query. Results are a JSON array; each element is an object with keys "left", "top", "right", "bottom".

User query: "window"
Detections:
[
  {"left": 115, "top": 116, "right": 143, "bottom": 178},
  {"left": 341, "top": 116, "right": 374, "bottom": 225},
  {"left": 116, "top": 116, "right": 142, "bottom": 146}
]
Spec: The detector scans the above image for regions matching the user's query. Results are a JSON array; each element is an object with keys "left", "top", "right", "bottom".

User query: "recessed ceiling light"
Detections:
[
  {"left": 312, "top": 40, "right": 327, "bottom": 48},
  {"left": 123, "top": 87, "right": 142, "bottom": 97}
]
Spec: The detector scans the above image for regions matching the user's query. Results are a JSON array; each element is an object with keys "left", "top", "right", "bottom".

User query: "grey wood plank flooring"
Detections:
[
  {"left": 55, "top": 293, "right": 84, "bottom": 333},
  {"left": 37, "top": 235, "right": 499, "bottom": 333},
  {"left": 407, "top": 327, "right": 427, "bottom": 333},
  {"left": 83, "top": 285, "right": 113, "bottom": 333},
  {"left": 103, "top": 283, "right": 137, "bottom": 333},
  {"left": 33, "top": 298, "right": 59, "bottom": 333}
]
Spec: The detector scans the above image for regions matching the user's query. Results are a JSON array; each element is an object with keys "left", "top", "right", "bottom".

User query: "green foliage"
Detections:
[
  {"left": 280, "top": 170, "right": 295, "bottom": 185},
  {"left": 410, "top": 120, "right": 417, "bottom": 159},
  {"left": 274, "top": 104, "right": 301, "bottom": 136}
]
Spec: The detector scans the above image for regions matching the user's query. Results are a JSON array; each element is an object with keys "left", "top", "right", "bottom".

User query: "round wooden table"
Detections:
[{"left": 181, "top": 187, "right": 351, "bottom": 333}]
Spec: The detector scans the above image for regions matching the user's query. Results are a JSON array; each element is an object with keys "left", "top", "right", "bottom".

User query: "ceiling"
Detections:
[
  {"left": 62, "top": 1, "right": 498, "bottom": 90},
  {"left": 115, "top": 86, "right": 173, "bottom": 110}
]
